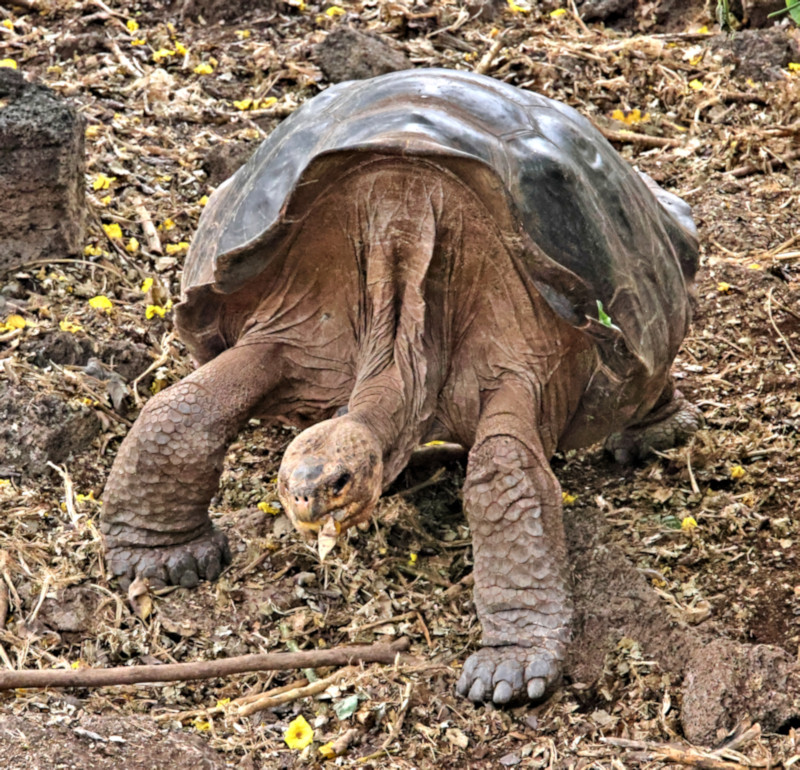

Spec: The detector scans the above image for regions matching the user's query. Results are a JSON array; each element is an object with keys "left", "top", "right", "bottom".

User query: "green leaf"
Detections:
[
  {"left": 333, "top": 694, "right": 360, "bottom": 720},
  {"left": 596, "top": 300, "right": 613, "bottom": 328},
  {"left": 789, "top": 0, "right": 800, "bottom": 24}
]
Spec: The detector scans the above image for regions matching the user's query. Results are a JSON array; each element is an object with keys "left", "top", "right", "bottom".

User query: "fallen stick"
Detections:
[
  {"left": 600, "top": 737, "right": 752, "bottom": 770},
  {"left": 0, "top": 639, "right": 410, "bottom": 691}
]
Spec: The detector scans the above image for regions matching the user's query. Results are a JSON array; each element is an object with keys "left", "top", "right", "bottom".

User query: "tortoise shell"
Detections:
[{"left": 177, "top": 68, "right": 698, "bottom": 387}]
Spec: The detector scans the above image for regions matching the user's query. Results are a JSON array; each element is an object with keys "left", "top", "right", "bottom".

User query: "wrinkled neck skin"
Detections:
[{"left": 342, "top": 161, "right": 450, "bottom": 486}]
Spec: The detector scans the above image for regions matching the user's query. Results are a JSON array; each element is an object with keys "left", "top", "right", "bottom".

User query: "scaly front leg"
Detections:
[
  {"left": 102, "top": 343, "right": 281, "bottom": 588},
  {"left": 457, "top": 433, "right": 571, "bottom": 705}
]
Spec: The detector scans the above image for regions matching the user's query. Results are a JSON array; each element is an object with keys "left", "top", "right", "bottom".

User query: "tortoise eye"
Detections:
[{"left": 331, "top": 472, "right": 351, "bottom": 494}]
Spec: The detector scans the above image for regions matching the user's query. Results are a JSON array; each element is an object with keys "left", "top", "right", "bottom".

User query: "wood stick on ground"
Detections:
[
  {"left": 600, "top": 737, "right": 752, "bottom": 770},
  {"left": 474, "top": 34, "right": 505, "bottom": 76},
  {"left": 728, "top": 148, "right": 800, "bottom": 178},
  {"left": 597, "top": 126, "right": 682, "bottom": 148},
  {"left": 238, "top": 666, "right": 357, "bottom": 717},
  {"left": 0, "top": 639, "right": 411, "bottom": 691}
]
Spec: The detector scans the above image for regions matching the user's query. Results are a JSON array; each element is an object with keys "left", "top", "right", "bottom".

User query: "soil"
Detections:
[{"left": 1, "top": 0, "right": 799, "bottom": 768}]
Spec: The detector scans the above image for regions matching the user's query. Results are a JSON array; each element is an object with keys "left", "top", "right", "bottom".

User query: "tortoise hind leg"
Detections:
[
  {"left": 605, "top": 381, "right": 702, "bottom": 464},
  {"left": 101, "top": 343, "right": 283, "bottom": 589}
]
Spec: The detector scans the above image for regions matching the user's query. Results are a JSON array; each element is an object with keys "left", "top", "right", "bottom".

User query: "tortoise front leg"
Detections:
[
  {"left": 457, "top": 426, "right": 571, "bottom": 705},
  {"left": 101, "top": 343, "right": 281, "bottom": 588}
]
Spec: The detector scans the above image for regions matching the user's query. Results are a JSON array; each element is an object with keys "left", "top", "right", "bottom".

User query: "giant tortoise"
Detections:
[{"left": 102, "top": 68, "right": 700, "bottom": 706}]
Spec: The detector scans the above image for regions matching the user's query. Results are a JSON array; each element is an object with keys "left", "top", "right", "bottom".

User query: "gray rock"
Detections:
[{"left": 0, "top": 68, "right": 85, "bottom": 276}]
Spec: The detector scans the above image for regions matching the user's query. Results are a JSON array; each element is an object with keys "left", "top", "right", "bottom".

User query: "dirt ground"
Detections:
[{"left": 1, "top": 0, "right": 800, "bottom": 767}]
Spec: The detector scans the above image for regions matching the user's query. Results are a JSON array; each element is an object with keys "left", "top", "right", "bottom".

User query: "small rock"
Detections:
[
  {"left": 712, "top": 28, "right": 800, "bottom": 82},
  {"left": 315, "top": 27, "right": 412, "bottom": 84},
  {"left": 0, "top": 382, "right": 101, "bottom": 477},
  {"left": 203, "top": 142, "right": 255, "bottom": 187}
]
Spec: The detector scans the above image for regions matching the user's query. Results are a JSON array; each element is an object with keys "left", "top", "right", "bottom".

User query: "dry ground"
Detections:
[{"left": 1, "top": 0, "right": 800, "bottom": 767}]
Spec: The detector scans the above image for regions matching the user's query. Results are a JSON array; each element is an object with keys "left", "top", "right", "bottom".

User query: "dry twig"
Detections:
[{"left": 0, "top": 638, "right": 411, "bottom": 691}]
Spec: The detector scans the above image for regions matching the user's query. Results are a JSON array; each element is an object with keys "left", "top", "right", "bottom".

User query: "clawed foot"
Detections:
[
  {"left": 606, "top": 395, "right": 702, "bottom": 464},
  {"left": 456, "top": 645, "right": 562, "bottom": 706},
  {"left": 106, "top": 529, "right": 232, "bottom": 590}
]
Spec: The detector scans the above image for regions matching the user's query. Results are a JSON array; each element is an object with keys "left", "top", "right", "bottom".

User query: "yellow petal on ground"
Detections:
[
  {"left": 259, "top": 96, "right": 277, "bottom": 108},
  {"left": 152, "top": 48, "right": 175, "bottom": 62},
  {"left": 788, "top": 62, "right": 800, "bottom": 72},
  {"left": 174, "top": 41, "right": 187, "bottom": 55},
  {"left": 0, "top": 59, "right": 18, "bottom": 69},
  {"left": 126, "top": 19, "right": 139, "bottom": 32},
  {"left": 235, "top": 29, "right": 251, "bottom": 39},
  {"left": 165, "top": 241, "right": 189, "bottom": 254},
  {"left": 1, "top": 19, "right": 13, "bottom": 29},
  {"left": 125, "top": 237, "right": 140, "bottom": 253},
  {"left": 233, "top": 98, "right": 253, "bottom": 110},
  {"left": 562, "top": 492, "right": 577, "bottom": 505},
  {"left": 131, "top": 38, "right": 146, "bottom": 46},
  {"left": 194, "top": 62, "right": 214, "bottom": 75},
  {"left": 681, "top": 516, "right": 698, "bottom": 531},
  {"left": 747, "top": 263, "right": 762, "bottom": 270},
  {"left": 161, "top": 218, "right": 175, "bottom": 230},
  {"left": 717, "top": 281, "right": 731, "bottom": 293},
  {"left": 59, "top": 320, "right": 84, "bottom": 333},
  {"left": 2, "top": 315, "right": 27, "bottom": 331},
  {"left": 550, "top": 7, "right": 567, "bottom": 16},
  {"left": 141, "top": 277, "right": 154, "bottom": 293},
  {"left": 199, "top": 195, "right": 209, "bottom": 206},
  {"left": 325, "top": 5, "right": 345, "bottom": 16},
  {"left": 145, "top": 304, "right": 167, "bottom": 319},
  {"left": 102, "top": 222, "right": 123, "bottom": 240},
  {"left": 688, "top": 79, "right": 704, "bottom": 90},
  {"left": 507, "top": 0, "right": 530, "bottom": 12},
  {"left": 319, "top": 742, "right": 337, "bottom": 759},
  {"left": 88, "top": 295, "right": 114, "bottom": 313},
  {"left": 84, "top": 244, "right": 103, "bottom": 257},
  {"left": 730, "top": 465, "right": 745, "bottom": 479},
  {"left": 92, "top": 174, "right": 117, "bottom": 190},
  {"left": 284, "top": 715, "right": 314, "bottom": 749}
]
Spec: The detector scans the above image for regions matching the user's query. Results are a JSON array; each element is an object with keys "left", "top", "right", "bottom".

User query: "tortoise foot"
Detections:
[
  {"left": 106, "top": 529, "right": 232, "bottom": 590},
  {"left": 605, "top": 395, "right": 702, "bottom": 464},
  {"left": 456, "top": 645, "right": 562, "bottom": 706}
]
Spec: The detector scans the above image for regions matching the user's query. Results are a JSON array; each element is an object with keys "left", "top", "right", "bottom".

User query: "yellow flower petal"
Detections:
[
  {"left": 59, "top": 320, "right": 84, "bottom": 333},
  {"left": 681, "top": 516, "right": 698, "bottom": 531},
  {"left": 131, "top": 38, "right": 146, "bottom": 46},
  {"left": 408, "top": 552, "right": 418, "bottom": 564},
  {"left": 730, "top": 465, "right": 745, "bottom": 479},
  {"left": 233, "top": 98, "right": 253, "bottom": 111},
  {"left": 145, "top": 304, "right": 167, "bottom": 319},
  {"left": 126, "top": 237, "right": 140, "bottom": 253},
  {"left": 550, "top": 7, "right": 567, "bottom": 16},
  {"left": 0, "top": 59, "right": 18, "bottom": 69},
  {"left": 688, "top": 79, "right": 704, "bottom": 90},
  {"left": 88, "top": 295, "right": 114, "bottom": 313},
  {"left": 84, "top": 244, "right": 104, "bottom": 257},
  {"left": 789, "top": 63, "right": 800, "bottom": 73},
  {"left": 194, "top": 62, "right": 214, "bottom": 75},
  {"left": 161, "top": 218, "right": 175, "bottom": 231},
  {"left": 141, "top": 277, "right": 154, "bottom": 293},
  {"left": 747, "top": 263, "right": 761, "bottom": 270},
  {"left": 152, "top": 48, "right": 175, "bottom": 62},
  {"left": 174, "top": 41, "right": 187, "bottom": 56},
  {"left": 507, "top": 0, "right": 530, "bottom": 12},
  {"left": 165, "top": 241, "right": 189, "bottom": 255},
  {"left": 1, "top": 19, "right": 13, "bottom": 29},
  {"left": 284, "top": 715, "right": 314, "bottom": 749},
  {"left": 2, "top": 314, "right": 27, "bottom": 331},
  {"left": 199, "top": 195, "right": 209, "bottom": 206},
  {"left": 102, "top": 222, "right": 123, "bottom": 240},
  {"left": 717, "top": 281, "right": 731, "bottom": 293},
  {"left": 562, "top": 492, "right": 577, "bottom": 506},
  {"left": 235, "top": 29, "right": 251, "bottom": 39},
  {"left": 325, "top": 5, "right": 345, "bottom": 16}
]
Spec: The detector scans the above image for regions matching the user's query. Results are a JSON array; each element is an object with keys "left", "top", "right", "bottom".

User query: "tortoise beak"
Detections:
[{"left": 318, "top": 516, "right": 341, "bottom": 561}]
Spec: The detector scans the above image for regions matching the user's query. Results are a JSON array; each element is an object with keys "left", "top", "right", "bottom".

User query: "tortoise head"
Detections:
[{"left": 277, "top": 417, "right": 383, "bottom": 559}]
